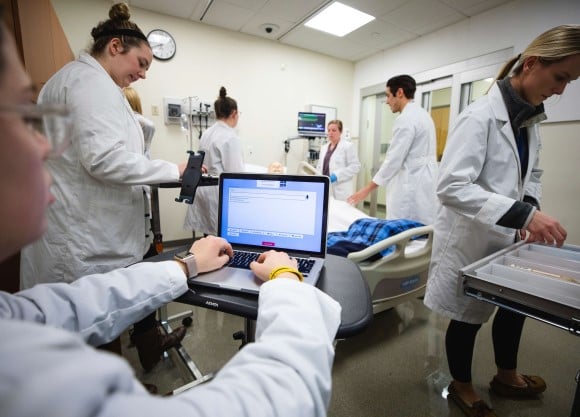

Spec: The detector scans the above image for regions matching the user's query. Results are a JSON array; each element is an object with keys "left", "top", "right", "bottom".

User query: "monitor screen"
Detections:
[{"left": 297, "top": 112, "right": 326, "bottom": 137}]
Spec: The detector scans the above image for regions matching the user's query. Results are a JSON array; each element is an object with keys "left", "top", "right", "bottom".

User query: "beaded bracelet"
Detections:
[{"left": 269, "top": 266, "right": 304, "bottom": 282}]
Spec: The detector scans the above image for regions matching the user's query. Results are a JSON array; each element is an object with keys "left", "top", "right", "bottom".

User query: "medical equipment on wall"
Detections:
[
  {"left": 284, "top": 111, "right": 327, "bottom": 165},
  {"left": 181, "top": 96, "right": 215, "bottom": 150},
  {"left": 284, "top": 136, "right": 324, "bottom": 166}
]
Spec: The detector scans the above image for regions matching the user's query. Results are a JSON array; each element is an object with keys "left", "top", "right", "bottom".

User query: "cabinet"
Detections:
[{"left": 0, "top": 0, "right": 73, "bottom": 292}]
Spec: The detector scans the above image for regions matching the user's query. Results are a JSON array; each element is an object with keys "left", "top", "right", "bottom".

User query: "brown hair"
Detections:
[
  {"left": 327, "top": 119, "right": 343, "bottom": 132},
  {"left": 214, "top": 86, "right": 237, "bottom": 119},
  {"left": 387, "top": 75, "right": 416, "bottom": 99},
  {"left": 90, "top": 2, "right": 148, "bottom": 57}
]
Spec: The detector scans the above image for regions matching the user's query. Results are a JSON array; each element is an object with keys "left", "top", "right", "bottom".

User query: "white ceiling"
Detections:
[{"left": 128, "top": 0, "right": 512, "bottom": 62}]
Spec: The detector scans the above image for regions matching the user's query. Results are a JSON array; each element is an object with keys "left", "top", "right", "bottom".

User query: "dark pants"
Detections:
[{"left": 445, "top": 308, "right": 526, "bottom": 382}]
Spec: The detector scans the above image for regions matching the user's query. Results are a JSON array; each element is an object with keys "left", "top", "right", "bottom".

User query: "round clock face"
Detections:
[{"left": 147, "top": 29, "right": 176, "bottom": 61}]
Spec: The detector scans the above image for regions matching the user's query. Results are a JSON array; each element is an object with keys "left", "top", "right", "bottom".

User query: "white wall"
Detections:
[
  {"left": 51, "top": 0, "right": 354, "bottom": 241},
  {"left": 50, "top": 0, "right": 580, "bottom": 244},
  {"left": 353, "top": 0, "right": 580, "bottom": 244}
]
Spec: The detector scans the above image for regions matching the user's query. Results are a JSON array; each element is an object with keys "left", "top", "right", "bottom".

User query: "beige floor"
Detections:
[{"left": 120, "top": 298, "right": 579, "bottom": 417}]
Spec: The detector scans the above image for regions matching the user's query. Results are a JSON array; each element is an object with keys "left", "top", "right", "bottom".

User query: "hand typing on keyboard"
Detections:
[
  {"left": 230, "top": 250, "right": 314, "bottom": 276},
  {"left": 249, "top": 250, "right": 300, "bottom": 282}
]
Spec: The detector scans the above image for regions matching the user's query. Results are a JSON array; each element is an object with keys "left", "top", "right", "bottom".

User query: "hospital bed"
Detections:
[
  {"left": 327, "top": 198, "right": 433, "bottom": 314},
  {"left": 297, "top": 161, "right": 434, "bottom": 314}
]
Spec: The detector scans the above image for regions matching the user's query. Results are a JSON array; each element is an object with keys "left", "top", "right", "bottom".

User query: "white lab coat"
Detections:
[
  {"left": 19, "top": 53, "right": 179, "bottom": 288},
  {"left": 372, "top": 102, "right": 438, "bottom": 224},
  {"left": 0, "top": 262, "right": 341, "bottom": 417},
  {"left": 316, "top": 139, "right": 361, "bottom": 201},
  {"left": 424, "top": 84, "right": 542, "bottom": 324},
  {"left": 183, "top": 120, "right": 244, "bottom": 235}
]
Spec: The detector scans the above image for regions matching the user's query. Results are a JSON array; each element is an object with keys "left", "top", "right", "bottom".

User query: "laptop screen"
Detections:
[{"left": 218, "top": 173, "right": 329, "bottom": 257}]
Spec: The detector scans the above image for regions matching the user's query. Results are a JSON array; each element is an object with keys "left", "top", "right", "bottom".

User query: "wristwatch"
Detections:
[{"left": 174, "top": 250, "right": 198, "bottom": 278}]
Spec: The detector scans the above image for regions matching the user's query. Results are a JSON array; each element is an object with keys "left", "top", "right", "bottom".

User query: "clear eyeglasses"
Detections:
[{"left": 1, "top": 103, "right": 73, "bottom": 158}]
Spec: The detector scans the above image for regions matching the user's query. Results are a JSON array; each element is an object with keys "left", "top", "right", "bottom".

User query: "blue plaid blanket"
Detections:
[{"left": 327, "top": 218, "right": 425, "bottom": 259}]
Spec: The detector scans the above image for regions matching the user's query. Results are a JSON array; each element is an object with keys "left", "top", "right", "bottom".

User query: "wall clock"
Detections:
[{"left": 147, "top": 29, "right": 176, "bottom": 61}]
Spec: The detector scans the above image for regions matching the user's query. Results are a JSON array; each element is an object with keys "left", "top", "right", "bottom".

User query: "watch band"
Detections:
[{"left": 174, "top": 250, "right": 198, "bottom": 278}]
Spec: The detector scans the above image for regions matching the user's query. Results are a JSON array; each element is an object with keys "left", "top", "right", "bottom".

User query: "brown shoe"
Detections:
[
  {"left": 133, "top": 325, "right": 187, "bottom": 372},
  {"left": 490, "top": 374, "right": 546, "bottom": 398},
  {"left": 448, "top": 382, "right": 498, "bottom": 417}
]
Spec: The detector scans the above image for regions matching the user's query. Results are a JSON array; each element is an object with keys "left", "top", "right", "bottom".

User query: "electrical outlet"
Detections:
[{"left": 151, "top": 105, "right": 159, "bottom": 116}]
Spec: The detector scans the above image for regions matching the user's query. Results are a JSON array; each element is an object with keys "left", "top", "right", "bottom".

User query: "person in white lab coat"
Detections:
[
  {"left": 19, "top": 3, "right": 189, "bottom": 372},
  {"left": 183, "top": 86, "right": 245, "bottom": 235},
  {"left": 0, "top": 15, "right": 341, "bottom": 417},
  {"left": 347, "top": 75, "right": 438, "bottom": 225},
  {"left": 316, "top": 119, "right": 361, "bottom": 201},
  {"left": 424, "top": 25, "right": 579, "bottom": 417}
]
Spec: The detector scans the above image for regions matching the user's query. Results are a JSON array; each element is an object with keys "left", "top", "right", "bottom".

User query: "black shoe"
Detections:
[{"left": 133, "top": 325, "right": 187, "bottom": 372}]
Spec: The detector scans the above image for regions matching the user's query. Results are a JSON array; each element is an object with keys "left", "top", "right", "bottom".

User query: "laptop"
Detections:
[{"left": 188, "top": 172, "right": 330, "bottom": 295}]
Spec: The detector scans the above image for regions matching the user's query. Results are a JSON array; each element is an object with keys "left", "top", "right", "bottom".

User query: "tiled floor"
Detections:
[{"left": 121, "top": 298, "right": 579, "bottom": 416}]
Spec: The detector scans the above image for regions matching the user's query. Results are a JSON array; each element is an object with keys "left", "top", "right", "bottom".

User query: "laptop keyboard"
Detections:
[{"left": 229, "top": 250, "right": 315, "bottom": 275}]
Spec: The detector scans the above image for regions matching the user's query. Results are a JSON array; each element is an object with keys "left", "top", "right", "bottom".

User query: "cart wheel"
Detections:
[{"left": 182, "top": 316, "right": 193, "bottom": 327}]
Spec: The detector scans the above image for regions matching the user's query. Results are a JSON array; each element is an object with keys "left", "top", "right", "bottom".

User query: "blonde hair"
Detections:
[
  {"left": 495, "top": 24, "right": 580, "bottom": 81},
  {"left": 123, "top": 87, "right": 142, "bottom": 114}
]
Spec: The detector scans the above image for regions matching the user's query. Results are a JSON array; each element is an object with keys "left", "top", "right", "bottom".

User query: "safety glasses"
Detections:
[{"left": 0, "top": 103, "right": 73, "bottom": 158}]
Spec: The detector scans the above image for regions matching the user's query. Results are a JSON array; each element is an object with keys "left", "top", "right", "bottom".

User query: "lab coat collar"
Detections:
[
  {"left": 78, "top": 52, "right": 115, "bottom": 81},
  {"left": 77, "top": 53, "right": 145, "bottom": 151}
]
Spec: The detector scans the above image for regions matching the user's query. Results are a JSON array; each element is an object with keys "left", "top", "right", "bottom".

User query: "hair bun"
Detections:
[
  {"left": 219, "top": 86, "right": 227, "bottom": 98},
  {"left": 109, "top": 2, "right": 131, "bottom": 21}
]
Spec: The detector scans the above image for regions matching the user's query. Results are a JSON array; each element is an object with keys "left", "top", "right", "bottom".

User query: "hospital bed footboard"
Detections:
[{"left": 346, "top": 225, "right": 434, "bottom": 314}]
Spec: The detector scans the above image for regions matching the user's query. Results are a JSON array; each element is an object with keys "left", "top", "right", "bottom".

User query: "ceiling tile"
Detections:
[
  {"left": 282, "top": 26, "right": 378, "bottom": 61},
  {"left": 381, "top": 0, "right": 465, "bottom": 35},
  {"left": 202, "top": 1, "right": 256, "bottom": 31},
  {"left": 259, "top": 0, "right": 328, "bottom": 23},
  {"left": 345, "top": 18, "right": 417, "bottom": 50}
]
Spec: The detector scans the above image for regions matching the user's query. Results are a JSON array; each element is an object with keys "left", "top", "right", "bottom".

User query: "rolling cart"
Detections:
[{"left": 460, "top": 241, "right": 580, "bottom": 417}]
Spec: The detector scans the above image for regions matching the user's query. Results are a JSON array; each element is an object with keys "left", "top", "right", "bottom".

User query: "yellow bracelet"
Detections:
[{"left": 269, "top": 266, "right": 303, "bottom": 282}]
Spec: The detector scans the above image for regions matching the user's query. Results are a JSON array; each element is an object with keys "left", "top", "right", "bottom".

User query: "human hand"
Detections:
[
  {"left": 347, "top": 189, "right": 368, "bottom": 205},
  {"left": 189, "top": 236, "right": 233, "bottom": 273},
  {"left": 250, "top": 250, "right": 299, "bottom": 282},
  {"left": 525, "top": 211, "right": 567, "bottom": 247},
  {"left": 201, "top": 164, "right": 208, "bottom": 174}
]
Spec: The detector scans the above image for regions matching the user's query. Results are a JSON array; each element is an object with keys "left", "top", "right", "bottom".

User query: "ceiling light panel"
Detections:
[{"left": 305, "top": 2, "right": 375, "bottom": 37}]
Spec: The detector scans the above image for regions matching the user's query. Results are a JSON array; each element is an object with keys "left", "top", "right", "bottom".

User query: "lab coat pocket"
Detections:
[{"left": 82, "top": 185, "right": 142, "bottom": 265}]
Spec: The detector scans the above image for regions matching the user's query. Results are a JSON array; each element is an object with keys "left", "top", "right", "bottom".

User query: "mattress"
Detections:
[{"left": 460, "top": 242, "right": 580, "bottom": 335}]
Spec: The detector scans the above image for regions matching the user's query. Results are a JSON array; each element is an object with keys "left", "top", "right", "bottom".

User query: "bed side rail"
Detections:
[
  {"left": 297, "top": 161, "right": 321, "bottom": 176},
  {"left": 346, "top": 225, "right": 434, "bottom": 275}
]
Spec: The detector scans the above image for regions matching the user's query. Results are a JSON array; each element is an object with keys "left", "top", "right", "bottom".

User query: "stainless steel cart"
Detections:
[{"left": 460, "top": 241, "right": 580, "bottom": 417}]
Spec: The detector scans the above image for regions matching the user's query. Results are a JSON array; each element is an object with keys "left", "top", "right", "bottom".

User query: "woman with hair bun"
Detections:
[
  {"left": 19, "top": 2, "right": 188, "bottom": 372},
  {"left": 184, "top": 86, "right": 245, "bottom": 236}
]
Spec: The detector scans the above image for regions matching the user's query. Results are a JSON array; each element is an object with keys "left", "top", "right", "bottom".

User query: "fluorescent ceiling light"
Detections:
[{"left": 305, "top": 2, "right": 375, "bottom": 37}]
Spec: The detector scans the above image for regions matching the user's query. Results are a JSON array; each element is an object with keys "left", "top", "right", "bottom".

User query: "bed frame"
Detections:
[{"left": 346, "top": 225, "right": 434, "bottom": 314}]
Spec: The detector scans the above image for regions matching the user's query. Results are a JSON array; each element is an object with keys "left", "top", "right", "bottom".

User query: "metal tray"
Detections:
[{"left": 460, "top": 242, "right": 580, "bottom": 335}]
